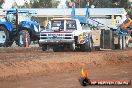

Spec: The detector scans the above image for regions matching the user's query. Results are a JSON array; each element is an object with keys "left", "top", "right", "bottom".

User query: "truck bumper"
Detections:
[{"left": 39, "top": 39, "right": 74, "bottom": 44}]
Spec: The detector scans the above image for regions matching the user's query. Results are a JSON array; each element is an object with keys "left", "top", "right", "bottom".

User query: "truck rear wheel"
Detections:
[
  {"left": 17, "top": 30, "right": 30, "bottom": 47},
  {"left": 117, "top": 36, "right": 127, "bottom": 50},
  {"left": 0, "top": 26, "right": 14, "bottom": 47},
  {"left": 81, "top": 38, "right": 93, "bottom": 52}
]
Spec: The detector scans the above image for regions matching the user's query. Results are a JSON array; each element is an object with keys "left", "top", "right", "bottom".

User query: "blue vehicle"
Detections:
[{"left": 0, "top": 9, "right": 40, "bottom": 47}]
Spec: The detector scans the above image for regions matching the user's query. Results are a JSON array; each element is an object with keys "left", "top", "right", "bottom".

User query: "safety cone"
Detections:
[{"left": 26, "top": 33, "right": 29, "bottom": 48}]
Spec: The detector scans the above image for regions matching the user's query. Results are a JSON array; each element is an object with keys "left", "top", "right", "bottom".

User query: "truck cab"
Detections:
[{"left": 39, "top": 18, "right": 93, "bottom": 52}]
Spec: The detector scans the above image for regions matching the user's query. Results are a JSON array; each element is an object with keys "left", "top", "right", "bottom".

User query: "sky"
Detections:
[
  {"left": 129, "top": 0, "right": 132, "bottom": 2},
  {"left": 2, "top": 0, "right": 31, "bottom": 9}
]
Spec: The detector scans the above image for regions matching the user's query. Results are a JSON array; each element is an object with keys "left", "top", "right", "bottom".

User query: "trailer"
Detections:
[
  {"left": 70, "top": 5, "right": 131, "bottom": 50},
  {"left": 88, "top": 18, "right": 130, "bottom": 50}
]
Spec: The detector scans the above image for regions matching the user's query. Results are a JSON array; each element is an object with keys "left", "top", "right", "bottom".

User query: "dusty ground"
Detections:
[{"left": 0, "top": 47, "right": 131, "bottom": 88}]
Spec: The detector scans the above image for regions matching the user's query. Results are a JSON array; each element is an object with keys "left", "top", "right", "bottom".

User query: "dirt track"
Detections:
[{"left": 0, "top": 47, "right": 132, "bottom": 88}]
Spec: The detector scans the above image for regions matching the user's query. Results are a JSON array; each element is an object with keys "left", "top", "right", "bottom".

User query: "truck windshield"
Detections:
[
  {"left": 66, "top": 20, "right": 76, "bottom": 30},
  {"left": 51, "top": 20, "right": 64, "bottom": 30},
  {"left": 18, "top": 12, "right": 31, "bottom": 22},
  {"left": 6, "top": 12, "right": 31, "bottom": 23},
  {"left": 6, "top": 13, "right": 16, "bottom": 23}
]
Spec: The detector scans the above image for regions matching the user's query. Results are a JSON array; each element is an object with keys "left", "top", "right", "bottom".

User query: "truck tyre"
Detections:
[
  {"left": 17, "top": 30, "right": 30, "bottom": 47},
  {"left": 81, "top": 38, "right": 93, "bottom": 52},
  {"left": 53, "top": 45, "right": 62, "bottom": 52},
  {"left": 118, "top": 36, "right": 126, "bottom": 50},
  {"left": 42, "top": 45, "right": 47, "bottom": 51},
  {"left": 0, "top": 26, "right": 14, "bottom": 47},
  {"left": 70, "top": 43, "right": 76, "bottom": 51},
  {"left": 53, "top": 45, "right": 59, "bottom": 52}
]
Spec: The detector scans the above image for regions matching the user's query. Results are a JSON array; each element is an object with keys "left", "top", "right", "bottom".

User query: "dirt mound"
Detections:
[{"left": 0, "top": 48, "right": 131, "bottom": 80}]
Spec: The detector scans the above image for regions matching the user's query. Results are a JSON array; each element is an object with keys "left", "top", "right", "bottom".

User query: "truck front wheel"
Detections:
[
  {"left": 53, "top": 45, "right": 64, "bottom": 52},
  {"left": 42, "top": 45, "right": 47, "bottom": 51},
  {"left": 0, "top": 26, "right": 14, "bottom": 47},
  {"left": 17, "top": 30, "right": 30, "bottom": 47},
  {"left": 53, "top": 45, "right": 59, "bottom": 52}
]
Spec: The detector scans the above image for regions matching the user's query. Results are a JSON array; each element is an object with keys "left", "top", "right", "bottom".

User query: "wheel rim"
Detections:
[
  {"left": 19, "top": 34, "right": 24, "bottom": 44},
  {"left": 0, "top": 30, "right": 6, "bottom": 44},
  {"left": 71, "top": 43, "right": 76, "bottom": 50}
]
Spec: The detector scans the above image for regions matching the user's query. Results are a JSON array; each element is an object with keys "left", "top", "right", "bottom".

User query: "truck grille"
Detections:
[{"left": 40, "top": 33, "right": 73, "bottom": 39}]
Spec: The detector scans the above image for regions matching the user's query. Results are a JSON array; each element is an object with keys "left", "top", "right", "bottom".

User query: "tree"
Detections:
[
  {"left": 78, "top": 0, "right": 87, "bottom": 8},
  {"left": 31, "top": 0, "right": 59, "bottom": 8},
  {"left": 0, "top": 0, "right": 4, "bottom": 8},
  {"left": 32, "top": 0, "right": 52, "bottom": 8},
  {"left": 110, "top": 0, "right": 129, "bottom": 8},
  {"left": 67, "top": 0, "right": 130, "bottom": 8},
  {"left": 52, "top": 0, "right": 60, "bottom": 8}
]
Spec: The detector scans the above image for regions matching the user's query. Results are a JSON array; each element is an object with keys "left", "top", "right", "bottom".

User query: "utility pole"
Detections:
[
  {"left": 52, "top": 0, "right": 53, "bottom": 8},
  {"left": 78, "top": 0, "right": 80, "bottom": 8}
]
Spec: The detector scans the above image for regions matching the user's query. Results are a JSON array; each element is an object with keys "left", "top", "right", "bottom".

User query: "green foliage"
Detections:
[
  {"left": 0, "top": 0, "right": 4, "bottom": 8},
  {"left": 31, "top": 0, "right": 60, "bottom": 8},
  {"left": 0, "top": 0, "right": 130, "bottom": 9},
  {"left": 67, "top": 0, "right": 130, "bottom": 8},
  {"left": 32, "top": 0, "right": 52, "bottom": 8},
  {"left": 52, "top": 0, "right": 60, "bottom": 8}
]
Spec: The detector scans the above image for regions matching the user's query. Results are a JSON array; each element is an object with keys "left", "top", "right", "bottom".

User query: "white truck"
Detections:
[{"left": 39, "top": 18, "right": 93, "bottom": 52}]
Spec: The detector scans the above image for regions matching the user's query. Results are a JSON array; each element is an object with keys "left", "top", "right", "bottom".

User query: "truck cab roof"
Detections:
[
  {"left": 51, "top": 18, "right": 73, "bottom": 20},
  {"left": 6, "top": 10, "right": 29, "bottom": 13},
  {"left": 5, "top": 9, "right": 36, "bottom": 14}
]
